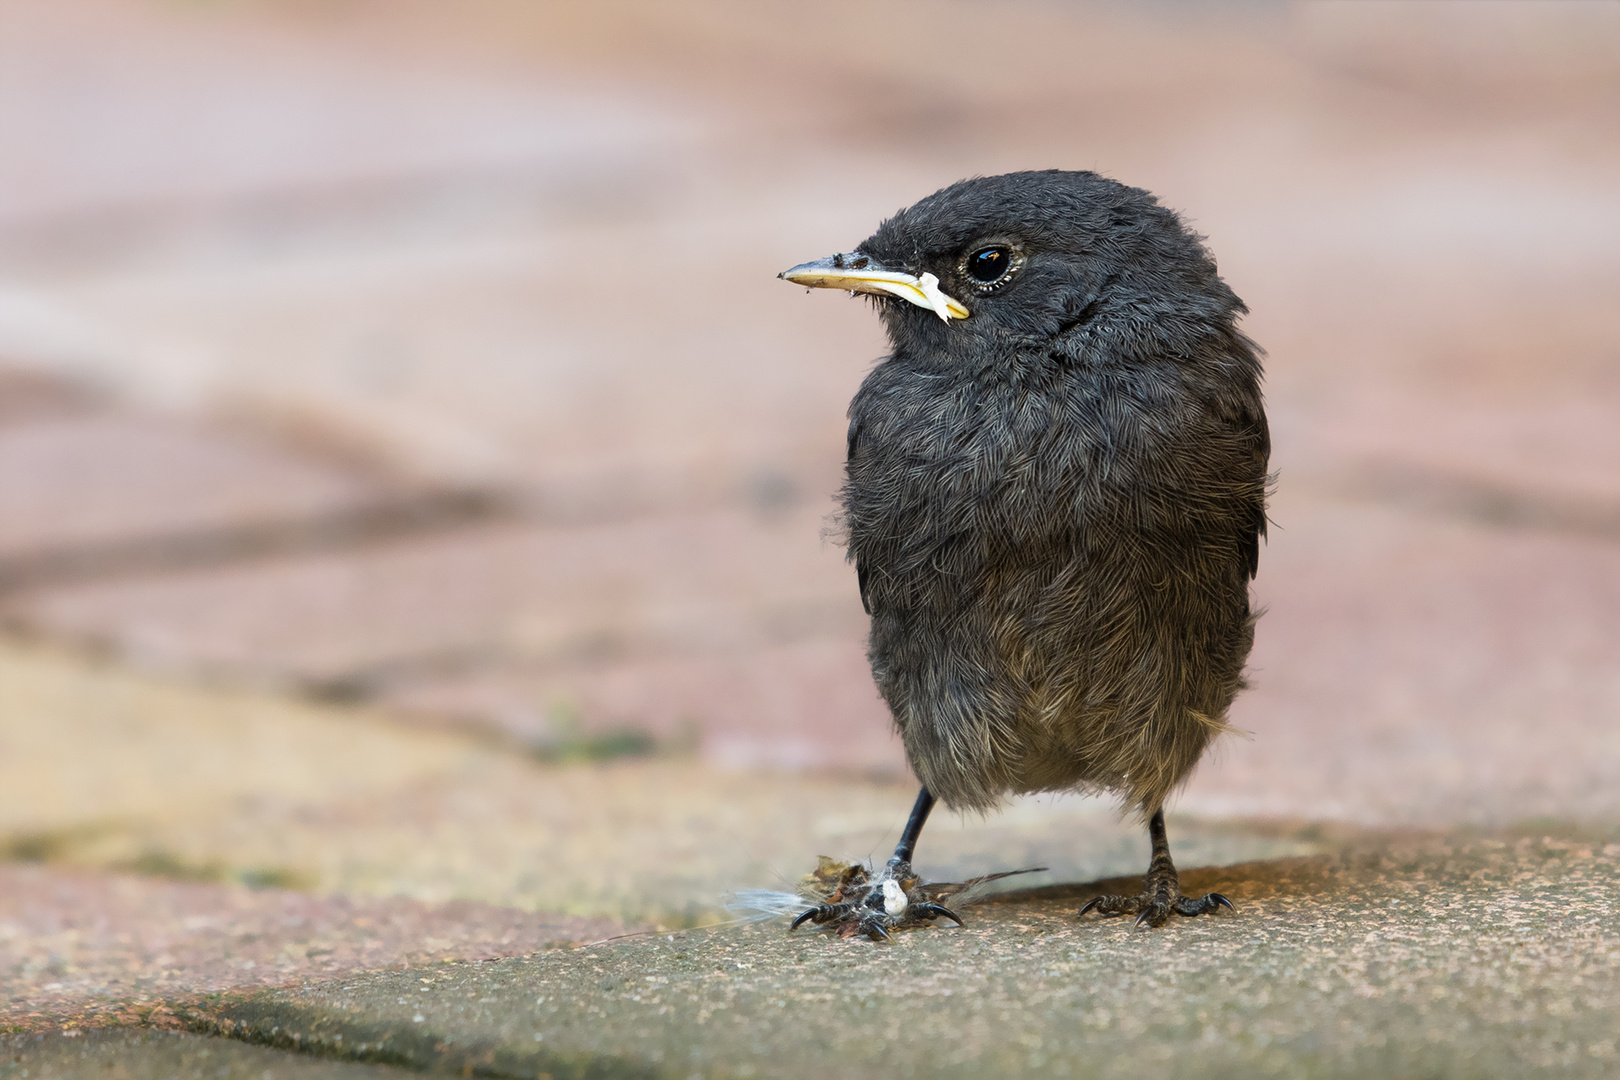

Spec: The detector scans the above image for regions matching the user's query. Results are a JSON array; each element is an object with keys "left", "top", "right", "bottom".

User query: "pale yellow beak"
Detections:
[{"left": 779, "top": 254, "right": 969, "bottom": 322}]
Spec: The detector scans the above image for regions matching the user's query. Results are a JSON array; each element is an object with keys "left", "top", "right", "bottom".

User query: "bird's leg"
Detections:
[
  {"left": 883, "top": 786, "right": 936, "bottom": 880},
  {"left": 1078, "top": 808, "right": 1233, "bottom": 928}
]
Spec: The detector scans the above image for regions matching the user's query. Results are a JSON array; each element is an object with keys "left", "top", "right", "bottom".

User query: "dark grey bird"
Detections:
[{"left": 779, "top": 170, "right": 1269, "bottom": 936}]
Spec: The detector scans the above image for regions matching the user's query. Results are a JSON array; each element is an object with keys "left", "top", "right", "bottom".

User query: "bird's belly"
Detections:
[{"left": 867, "top": 535, "right": 1249, "bottom": 812}]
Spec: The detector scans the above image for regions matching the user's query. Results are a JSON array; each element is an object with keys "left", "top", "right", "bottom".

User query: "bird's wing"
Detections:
[
  {"left": 847, "top": 417, "right": 873, "bottom": 614},
  {"left": 1241, "top": 400, "right": 1272, "bottom": 581}
]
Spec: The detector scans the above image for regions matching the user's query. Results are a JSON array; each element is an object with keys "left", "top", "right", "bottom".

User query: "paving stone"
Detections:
[
  {"left": 0, "top": 640, "right": 480, "bottom": 838},
  {"left": 1, "top": 0, "right": 1614, "bottom": 826},
  {"left": 2, "top": 1028, "right": 407, "bottom": 1079},
  {"left": 5, "top": 504, "right": 855, "bottom": 680},
  {"left": 4, "top": 0, "right": 1614, "bottom": 512},
  {"left": 0, "top": 642, "right": 1314, "bottom": 932},
  {"left": 56, "top": 764, "right": 1313, "bottom": 932},
  {"left": 0, "top": 5, "right": 1615, "bottom": 1074},
  {"left": 1250, "top": 273, "right": 1620, "bottom": 512},
  {"left": 13, "top": 479, "right": 1620, "bottom": 829},
  {"left": 1, "top": 0, "right": 1615, "bottom": 821},
  {"left": 0, "top": 395, "right": 493, "bottom": 599},
  {"left": 0, "top": 865, "right": 624, "bottom": 1033},
  {"left": 381, "top": 636, "right": 902, "bottom": 774},
  {"left": 184, "top": 832, "right": 1620, "bottom": 1080},
  {"left": 0, "top": 368, "right": 103, "bottom": 427},
  {"left": 1185, "top": 489, "right": 1620, "bottom": 828},
  {"left": 0, "top": 412, "right": 383, "bottom": 566}
]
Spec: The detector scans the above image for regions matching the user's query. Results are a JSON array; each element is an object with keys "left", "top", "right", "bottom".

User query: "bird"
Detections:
[{"left": 779, "top": 169, "right": 1269, "bottom": 934}]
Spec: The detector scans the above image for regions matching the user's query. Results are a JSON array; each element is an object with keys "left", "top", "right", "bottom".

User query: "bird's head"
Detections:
[{"left": 780, "top": 170, "right": 1242, "bottom": 369}]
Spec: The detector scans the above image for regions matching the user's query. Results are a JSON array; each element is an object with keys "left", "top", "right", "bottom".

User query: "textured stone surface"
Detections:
[
  {"left": 2, "top": 1028, "right": 405, "bottom": 1079},
  {"left": 1, "top": 0, "right": 1616, "bottom": 824},
  {"left": 15, "top": 482, "right": 1620, "bottom": 829},
  {"left": 0, "top": 643, "right": 1314, "bottom": 935},
  {"left": 0, "top": 866, "right": 625, "bottom": 1034},
  {"left": 186, "top": 834, "right": 1620, "bottom": 1079},
  {"left": 0, "top": 2, "right": 1616, "bottom": 1073},
  {"left": 0, "top": 642, "right": 474, "bottom": 838}
]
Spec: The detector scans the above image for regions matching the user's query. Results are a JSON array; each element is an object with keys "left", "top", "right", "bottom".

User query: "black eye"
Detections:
[{"left": 964, "top": 246, "right": 1013, "bottom": 286}]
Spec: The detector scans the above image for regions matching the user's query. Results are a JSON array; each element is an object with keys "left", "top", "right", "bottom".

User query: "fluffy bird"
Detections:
[{"left": 780, "top": 170, "right": 1269, "bottom": 934}]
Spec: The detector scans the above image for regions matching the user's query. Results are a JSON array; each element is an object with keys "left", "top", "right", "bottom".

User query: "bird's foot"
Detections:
[
  {"left": 1078, "top": 878, "right": 1232, "bottom": 929},
  {"left": 788, "top": 857, "right": 962, "bottom": 942}
]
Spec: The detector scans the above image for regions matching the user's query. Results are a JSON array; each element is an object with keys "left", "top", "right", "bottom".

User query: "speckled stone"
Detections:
[
  {"left": 188, "top": 834, "right": 1620, "bottom": 1079},
  {"left": 1, "top": 1028, "right": 406, "bottom": 1079}
]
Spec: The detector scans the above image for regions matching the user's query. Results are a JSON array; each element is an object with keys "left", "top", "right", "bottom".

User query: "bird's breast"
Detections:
[{"left": 844, "top": 361, "right": 1145, "bottom": 611}]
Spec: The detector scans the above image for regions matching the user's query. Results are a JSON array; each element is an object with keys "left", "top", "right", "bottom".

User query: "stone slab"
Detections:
[
  {"left": 3, "top": 1028, "right": 406, "bottom": 1079},
  {"left": 0, "top": 413, "right": 383, "bottom": 565},
  {"left": 13, "top": 479, "right": 1620, "bottom": 829},
  {"left": 185, "top": 832, "right": 1620, "bottom": 1080},
  {"left": 0, "top": 640, "right": 484, "bottom": 838},
  {"left": 4, "top": 505, "right": 857, "bottom": 684},
  {"left": 0, "top": 368, "right": 103, "bottom": 427},
  {"left": 380, "top": 636, "right": 901, "bottom": 774},
  {"left": 0, "top": 865, "right": 624, "bottom": 1034},
  {"left": 0, "top": 398, "right": 501, "bottom": 599},
  {"left": 3, "top": 0, "right": 1615, "bottom": 512},
  {"left": 0, "top": 0, "right": 1616, "bottom": 831},
  {"left": 1187, "top": 489, "right": 1620, "bottom": 828},
  {"left": 0, "top": 641, "right": 1314, "bottom": 930}
]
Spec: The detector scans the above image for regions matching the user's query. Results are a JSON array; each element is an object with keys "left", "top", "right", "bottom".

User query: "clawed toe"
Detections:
[
  {"left": 1172, "top": 891, "right": 1233, "bottom": 917},
  {"left": 1077, "top": 894, "right": 1143, "bottom": 918},
  {"left": 1134, "top": 902, "right": 1170, "bottom": 928},
  {"left": 910, "top": 902, "right": 963, "bottom": 927},
  {"left": 1079, "top": 889, "right": 1232, "bottom": 926},
  {"left": 790, "top": 904, "right": 842, "bottom": 930}
]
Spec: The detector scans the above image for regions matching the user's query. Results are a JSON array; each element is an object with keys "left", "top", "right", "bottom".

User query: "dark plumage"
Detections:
[{"left": 782, "top": 169, "right": 1269, "bottom": 933}]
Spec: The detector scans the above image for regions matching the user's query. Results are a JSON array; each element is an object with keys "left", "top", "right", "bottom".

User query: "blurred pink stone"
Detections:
[
  {"left": 0, "top": 864, "right": 629, "bottom": 1028},
  {"left": 0, "top": 0, "right": 1615, "bottom": 826}
]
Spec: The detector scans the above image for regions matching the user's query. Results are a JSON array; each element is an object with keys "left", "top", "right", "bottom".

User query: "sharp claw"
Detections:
[
  {"left": 1135, "top": 903, "right": 1171, "bottom": 928},
  {"left": 1211, "top": 892, "right": 1234, "bottom": 912},
  {"left": 911, "top": 903, "right": 963, "bottom": 927},
  {"left": 865, "top": 922, "right": 891, "bottom": 941},
  {"left": 792, "top": 905, "right": 838, "bottom": 931},
  {"left": 1078, "top": 897, "right": 1105, "bottom": 916}
]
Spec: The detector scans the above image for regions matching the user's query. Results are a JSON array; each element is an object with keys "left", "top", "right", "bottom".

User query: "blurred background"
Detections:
[{"left": 1, "top": 0, "right": 1618, "bottom": 980}]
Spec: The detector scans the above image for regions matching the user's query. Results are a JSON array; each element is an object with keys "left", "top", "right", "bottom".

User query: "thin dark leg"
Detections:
[
  {"left": 1078, "top": 806, "right": 1233, "bottom": 928},
  {"left": 1142, "top": 808, "right": 1177, "bottom": 913},
  {"left": 885, "top": 786, "right": 935, "bottom": 875}
]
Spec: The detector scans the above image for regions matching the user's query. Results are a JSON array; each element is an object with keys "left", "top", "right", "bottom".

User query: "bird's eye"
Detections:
[{"left": 962, "top": 245, "right": 1017, "bottom": 290}]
